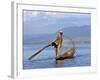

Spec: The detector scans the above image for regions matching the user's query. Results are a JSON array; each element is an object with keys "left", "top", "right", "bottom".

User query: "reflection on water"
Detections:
[{"left": 55, "top": 60, "right": 63, "bottom": 67}]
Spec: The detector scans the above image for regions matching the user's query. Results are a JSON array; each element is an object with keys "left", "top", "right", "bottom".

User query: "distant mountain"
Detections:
[
  {"left": 23, "top": 33, "right": 55, "bottom": 44},
  {"left": 61, "top": 25, "right": 90, "bottom": 38},
  {"left": 24, "top": 25, "right": 91, "bottom": 44}
]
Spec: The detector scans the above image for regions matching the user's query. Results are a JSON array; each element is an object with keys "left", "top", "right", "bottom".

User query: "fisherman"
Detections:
[
  {"left": 28, "top": 30, "right": 64, "bottom": 60},
  {"left": 51, "top": 31, "right": 63, "bottom": 57},
  {"left": 28, "top": 30, "right": 76, "bottom": 60}
]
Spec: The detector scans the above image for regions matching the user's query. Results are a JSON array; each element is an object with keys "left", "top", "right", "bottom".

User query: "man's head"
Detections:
[{"left": 59, "top": 30, "right": 63, "bottom": 35}]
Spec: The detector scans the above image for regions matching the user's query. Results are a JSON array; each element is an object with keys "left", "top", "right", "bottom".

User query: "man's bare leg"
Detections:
[
  {"left": 58, "top": 45, "right": 61, "bottom": 56},
  {"left": 54, "top": 48, "right": 58, "bottom": 64},
  {"left": 55, "top": 48, "right": 62, "bottom": 64},
  {"left": 54, "top": 48, "right": 58, "bottom": 57}
]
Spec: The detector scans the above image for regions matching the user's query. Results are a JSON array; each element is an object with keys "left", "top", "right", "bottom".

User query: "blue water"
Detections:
[{"left": 23, "top": 43, "right": 91, "bottom": 69}]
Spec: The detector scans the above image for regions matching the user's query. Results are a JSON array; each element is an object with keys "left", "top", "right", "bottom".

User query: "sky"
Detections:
[{"left": 23, "top": 10, "right": 91, "bottom": 35}]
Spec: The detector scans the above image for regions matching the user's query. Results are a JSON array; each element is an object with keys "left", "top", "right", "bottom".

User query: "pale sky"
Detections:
[{"left": 23, "top": 10, "right": 91, "bottom": 35}]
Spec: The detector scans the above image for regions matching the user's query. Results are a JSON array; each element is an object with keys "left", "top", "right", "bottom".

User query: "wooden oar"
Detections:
[{"left": 28, "top": 43, "right": 51, "bottom": 60}]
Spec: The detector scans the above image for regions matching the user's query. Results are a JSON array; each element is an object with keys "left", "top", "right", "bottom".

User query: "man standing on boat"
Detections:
[
  {"left": 29, "top": 30, "right": 75, "bottom": 60},
  {"left": 51, "top": 31, "right": 63, "bottom": 57},
  {"left": 28, "top": 30, "right": 64, "bottom": 60}
]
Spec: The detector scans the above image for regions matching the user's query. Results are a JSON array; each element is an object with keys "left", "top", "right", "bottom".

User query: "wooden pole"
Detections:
[{"left": 28, "top": 43, "right": 51, "bottom": 60}]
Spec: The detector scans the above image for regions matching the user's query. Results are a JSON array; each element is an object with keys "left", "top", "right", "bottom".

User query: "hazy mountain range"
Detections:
[{"left": 24, "top": 25, "right": 91, "bottom": 44}]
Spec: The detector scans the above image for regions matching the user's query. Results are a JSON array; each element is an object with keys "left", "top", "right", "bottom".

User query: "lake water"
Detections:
[{"left": 23, "top": 43, "right": 91, "bottom": 69}]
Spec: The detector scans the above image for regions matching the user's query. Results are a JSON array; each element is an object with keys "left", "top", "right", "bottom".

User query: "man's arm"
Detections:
[
  {"left": 52, "top": 35, "right": 58, "bottom": 43},
  {"left": 60, "top": 37, "right": 63, "bottom": 48},
  {"left": 60, "top": 40, "right": 62, "bottom": 48}
]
